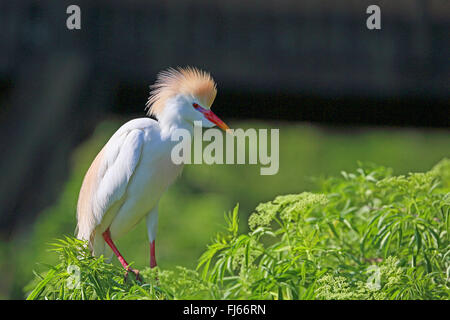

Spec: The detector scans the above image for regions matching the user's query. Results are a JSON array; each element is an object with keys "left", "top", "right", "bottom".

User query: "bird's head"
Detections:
[{"left": 146, "top": 67, "right": 229, "bottom": 131}]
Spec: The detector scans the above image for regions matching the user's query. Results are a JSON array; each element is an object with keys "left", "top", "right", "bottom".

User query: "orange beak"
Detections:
[
  {"left": 203, "top": 109, "right": 230, "bottom": 131},
  {"left": 194, "top": 103, "right": 230, "bottom": 131}
]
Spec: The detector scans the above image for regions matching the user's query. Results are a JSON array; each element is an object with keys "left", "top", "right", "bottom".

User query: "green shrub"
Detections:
[{"left": 26, "top": 159, "right": 450, "bottom": 300}]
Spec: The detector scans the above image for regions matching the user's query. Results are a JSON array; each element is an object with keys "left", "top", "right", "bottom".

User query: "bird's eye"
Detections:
[{"left": 192, "top": 103, "right": 200, "bottom": 110}]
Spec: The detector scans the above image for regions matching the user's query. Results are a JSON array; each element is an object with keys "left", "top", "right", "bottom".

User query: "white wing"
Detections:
[
  {"left": 77, "top": 123, "right": 149, "bottom": 242},
  {"left": 93, "top": 128, "right": 144, "bottom": 223}
]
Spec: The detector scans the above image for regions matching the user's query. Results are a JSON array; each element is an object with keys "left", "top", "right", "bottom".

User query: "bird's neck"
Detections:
[{"left": 158, "top": 105, "right": 193, "bottom": 140}]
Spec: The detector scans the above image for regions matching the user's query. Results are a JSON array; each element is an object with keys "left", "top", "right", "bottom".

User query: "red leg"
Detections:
[
  {"left": 102, "top": 228, "right": 129, "bottom": 269},
  {"left": 150, "top": 240, "right": 157, "bottom": 268},
  {"left": 102, "top": 228, "right": 141, "bottom": 281}
]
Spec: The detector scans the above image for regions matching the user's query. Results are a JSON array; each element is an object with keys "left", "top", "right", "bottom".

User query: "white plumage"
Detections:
[
  {"left": 77, "top": 118, "right": 180, "bottom": 254},
  {"left": 76, "top": 67, "right": 229, "bottom": 276}
]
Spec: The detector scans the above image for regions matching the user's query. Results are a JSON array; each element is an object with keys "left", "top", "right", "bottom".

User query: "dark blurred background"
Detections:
[{"left": 0, "top": 0, "right": 448, "bottom": 299}]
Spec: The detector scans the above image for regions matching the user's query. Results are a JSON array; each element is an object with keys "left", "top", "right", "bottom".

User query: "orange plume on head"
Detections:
[{"left": 146, "top": 67, "right": 217, "bottom": 118}]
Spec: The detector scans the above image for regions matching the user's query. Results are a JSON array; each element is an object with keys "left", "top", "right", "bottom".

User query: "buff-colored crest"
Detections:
[{"left": 146, "top": 67, "right": 217, "bottom": 118}]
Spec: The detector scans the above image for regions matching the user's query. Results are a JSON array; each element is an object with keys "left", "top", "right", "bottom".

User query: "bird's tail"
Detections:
[{"left": 77, "top": 228, "right": 113, "bottom": 260}]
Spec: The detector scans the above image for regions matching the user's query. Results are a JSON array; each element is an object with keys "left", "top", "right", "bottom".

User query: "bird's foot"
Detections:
[{"left": 124, "top": 267, "right": 142, "bottom": 283}]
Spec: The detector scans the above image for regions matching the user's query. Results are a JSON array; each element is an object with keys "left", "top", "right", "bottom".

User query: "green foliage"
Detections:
[
  {"left": 5, "top": 120, "right": 450, "bottom": 299},
  {"left": 25, "top": 237, "right": 214, "bottom": 300},
  {"left": 26, "top": 159, "right": 450, "bottom": 300}
]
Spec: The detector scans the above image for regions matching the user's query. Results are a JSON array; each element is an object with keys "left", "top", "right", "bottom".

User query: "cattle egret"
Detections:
[{"left": 76, "top": 67, "right": 229, "bottom": 279}]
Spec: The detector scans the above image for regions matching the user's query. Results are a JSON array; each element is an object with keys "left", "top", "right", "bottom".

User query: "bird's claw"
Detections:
[{"left": 124, "top": 267, "right": 142, "bottom": 283}]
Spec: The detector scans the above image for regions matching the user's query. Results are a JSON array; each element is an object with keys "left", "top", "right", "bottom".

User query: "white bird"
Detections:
[{"left": 76, "top": 67, "right": 229, "bottom": 279}]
